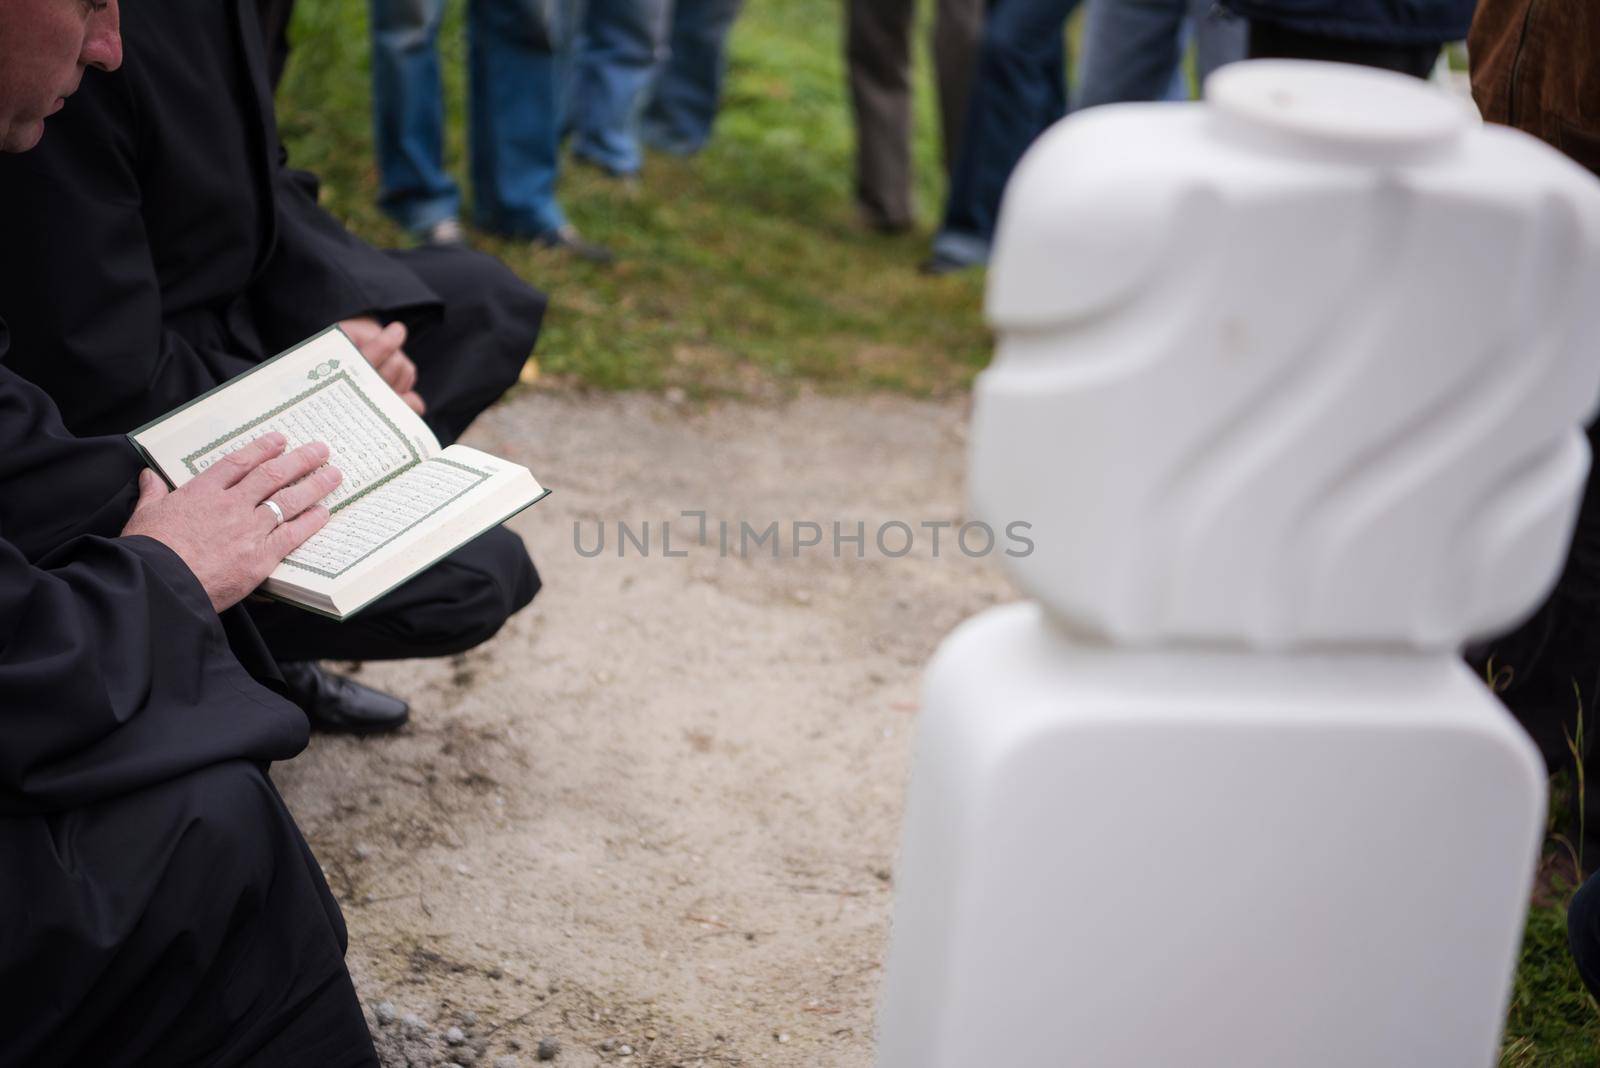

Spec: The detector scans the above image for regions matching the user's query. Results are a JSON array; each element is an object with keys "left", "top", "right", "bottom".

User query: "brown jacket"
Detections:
[{"left": 1470, "top": 0, "right": 1600, "bottom": 176}]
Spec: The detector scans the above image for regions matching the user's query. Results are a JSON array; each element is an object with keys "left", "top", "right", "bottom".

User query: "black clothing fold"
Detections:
[
  {"left": 6, "top": 761, "right": 377, "bottom": 1067},
  {"left": 0, "top": 344, "right": 305, "bottom": 817},
  {"left": 0, "top": 532, "right": 301, "bottom": 815}
]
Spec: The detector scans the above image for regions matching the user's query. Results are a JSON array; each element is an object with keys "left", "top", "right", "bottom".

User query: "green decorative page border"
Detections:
[
  {"left": 281, "top": 457, "right": 492, "bottom": 580},
  {"left": 179, "top": 371, "right": 422, "bottom": 516},
  {"left": 131, "top": 325, "right": 350, "bottom": 439}
]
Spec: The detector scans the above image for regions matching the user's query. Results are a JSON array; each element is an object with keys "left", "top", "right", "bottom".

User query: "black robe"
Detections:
[
  {"left": 0, "top": 322, "right": 376, "bottom": 1065},
  {"left": 0, "top": 0, "right": 544, "bottom": 664}
]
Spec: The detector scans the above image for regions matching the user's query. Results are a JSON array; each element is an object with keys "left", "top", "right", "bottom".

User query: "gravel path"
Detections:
[{"left": 275, "top": 388, "right": 1015, "bottom": 1067}]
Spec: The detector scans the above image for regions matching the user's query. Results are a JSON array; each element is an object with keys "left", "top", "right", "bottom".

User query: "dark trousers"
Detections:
[
  {"left": 252, "top": 244, "right": 545, "bottom": 665},
  {"left": 846, "top": 0, "right": 984, "bottom": 230},
  {"left": 4, "top": 762, "right": 378, "bottom": 1066},
  {"left": 938, "top": 0, "right": 1080, "bottom": 246},
  {"left": 1570, "top": 870, "right": 1600, "bottom": 1000},
  {"left": 1247, "top": 21, "right": 1441, "bottom": 79},
  {"left": 249, "top": 525, "right": 540, "bottom": 662}
]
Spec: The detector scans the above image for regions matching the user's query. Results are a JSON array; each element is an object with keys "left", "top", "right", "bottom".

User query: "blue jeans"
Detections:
[
  {"left": 370, "top": 0, "right": 568, "bottom": 236},
  {"left": 933, "top": 0, "right": 1082, "bottom": 265},
  {"left": 1075, "top": 0, "right": 1247, "bottom": 108},
  {"left": 566, "top": 0, "right": 672, "bottom": 175},
  {"left": 639, "top": 0, "right": 745, "bottom": 155}
]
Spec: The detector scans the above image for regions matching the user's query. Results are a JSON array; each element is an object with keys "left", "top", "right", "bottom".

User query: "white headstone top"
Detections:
[
  {"left": 976, "top": 60, "right": 1600, "bottom": 650},
  {"left": 1207, "top": 59, "right": 1471, "bottom": 160}
]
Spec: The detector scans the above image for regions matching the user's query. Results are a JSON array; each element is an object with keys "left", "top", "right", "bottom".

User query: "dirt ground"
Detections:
[{"left": 274, "top": 387, "right": 1016, "bottom": 1068}]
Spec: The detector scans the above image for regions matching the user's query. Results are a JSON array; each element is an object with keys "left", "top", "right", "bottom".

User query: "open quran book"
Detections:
[{"left": 130, "top": 326, "right": 549, "bottom": 620}]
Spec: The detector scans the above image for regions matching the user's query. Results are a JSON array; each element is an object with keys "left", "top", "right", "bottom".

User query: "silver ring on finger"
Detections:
[{"left": 262, "top": 499, "right": 286, "bottom": 527}]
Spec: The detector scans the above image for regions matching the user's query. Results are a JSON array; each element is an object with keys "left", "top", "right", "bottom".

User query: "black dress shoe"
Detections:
[{"left": 279, "top": 662, "right": 410, "bottom": 735}]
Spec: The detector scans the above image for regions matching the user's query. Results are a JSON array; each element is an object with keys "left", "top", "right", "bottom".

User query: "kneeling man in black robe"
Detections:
[
  {"left": 0, "top": 0, "right": 545, "bottom": 733},
  {"left": 1, "top": 6, "right": 377, "bottom": 1058}
]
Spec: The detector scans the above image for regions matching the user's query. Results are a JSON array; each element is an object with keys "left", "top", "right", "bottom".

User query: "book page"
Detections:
[
  {"left": 131, "top": 327, "right": 439, "bottom": 494},
  {"left": 181, "top": 372, "right": 420, "bottom": 510},
  {"left": 281, "top": 455, "right": 494, "bottom": 580}
]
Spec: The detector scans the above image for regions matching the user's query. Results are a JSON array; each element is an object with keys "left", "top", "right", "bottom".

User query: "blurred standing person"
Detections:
[
  {"left": 566, "top": 0, "right": 671, "bottom": 178},
  {"left": 846, "top": 0, "right": 984, "bottom": 233},
  {"left": 639, "top": 0, "right": 747, "bottom": 157},
  {"left": 369, "top": 0, "right": 612, "bottom": 258},
  {"left": 1075, "top": 0, "right": 1246, "bottom": 109},
  {"left": 1225, "top": 0, "right": 1474, "bottom": 77},
  {"left": 922, "top": 0, "right": 1081, "bottom": 274},
  {"left": 566, "top": 0, "right": 745, "bottom": 172},
  {"left": 1471, "top": 0, "right": 1597, "bottom": 172},
  {"left": 1465, "top": 0, "right": 1600, "bottom": 992}
]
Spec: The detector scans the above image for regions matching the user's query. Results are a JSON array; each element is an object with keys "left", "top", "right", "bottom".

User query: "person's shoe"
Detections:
[
  {"left": 533, "top": 224, "right": 616, "bottom": 264},
  {"left": 920, "top": 231, "right": 991, "bottom": 276},
  {"left": 867, "top": 217, "right": 915, "bottom": 236},
  {"left": 858, "top": 206, "right": 915, "bottom": 235},
  {"left": 571, "top": 153, "right": 644, "bottom": 196},
  {"left": 279, "top": 661, "right": 410, "bottom": 735},
  {"left": 570, "top": 147, "right": 636, "bottom": 179},
  {"left": 640, "top": 128, "right": 705, "bottom": 158},
  {"left": 918, "top": 249, "right": 980, "bottom": 276},
  {"left": 419, "top": 217, "right": 466, "bottom": 248}
]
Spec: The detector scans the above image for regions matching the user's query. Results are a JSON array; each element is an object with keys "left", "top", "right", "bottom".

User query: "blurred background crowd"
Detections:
[{"left": 263, "top": 0, "right": 1474, "bottom": 272}]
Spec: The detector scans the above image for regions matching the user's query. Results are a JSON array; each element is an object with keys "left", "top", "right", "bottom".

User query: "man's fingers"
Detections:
[
  {"left": 359, "top": 321, "right": 407, "bottom": 369},
  {"left": 201, "top": 432, "right": 288, "bottom": 488},
  {"left": 402, "top": 391, "right": 427, "bottom": 415},
  {"left": 234, "top": 440, "right": 331, "bottom": 504},
  {"left": 266, "top": 503, "right": 331, "bottom": 558},
  {"left": 132, "top": 468, "right": 169, "bottom": 511},
  {"left": 392, "top": 353, "right": 418, "bottom": 395},
  {"left": 338, "top": 316, "right": 382, "bottom": 345},
  {"left": 263, "top": 465, "right": 343, "bottom": 526},
  {"left": 377, "top": 350, "right": 417, "bottom": 394}
]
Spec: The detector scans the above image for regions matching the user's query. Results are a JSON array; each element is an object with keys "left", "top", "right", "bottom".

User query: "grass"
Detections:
[
  {"left": 277, "top": 2, "right": 1600, "bottom": 1060},
  {"left": 1504, "top": 895, "right": 1600, "bottom": 1067},
  {"left": 1503, "top": 759, "right": 1600, "bottom": 1066},
  {"left": 276, "top": 0, "right": 988, "bottom": 396}
]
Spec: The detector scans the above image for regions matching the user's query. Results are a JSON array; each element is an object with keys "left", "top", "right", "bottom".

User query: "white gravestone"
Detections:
[{"left": 877, "top": 61, "right": 1600, "bottom": 1068}]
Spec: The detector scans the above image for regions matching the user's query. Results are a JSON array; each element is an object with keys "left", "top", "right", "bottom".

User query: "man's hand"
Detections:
[
  {"left": 339, "top": 316, "right": 425, "bottom": 415},
  {"left": 120, "top": 433, "right": 343, "bottom": 612}
]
